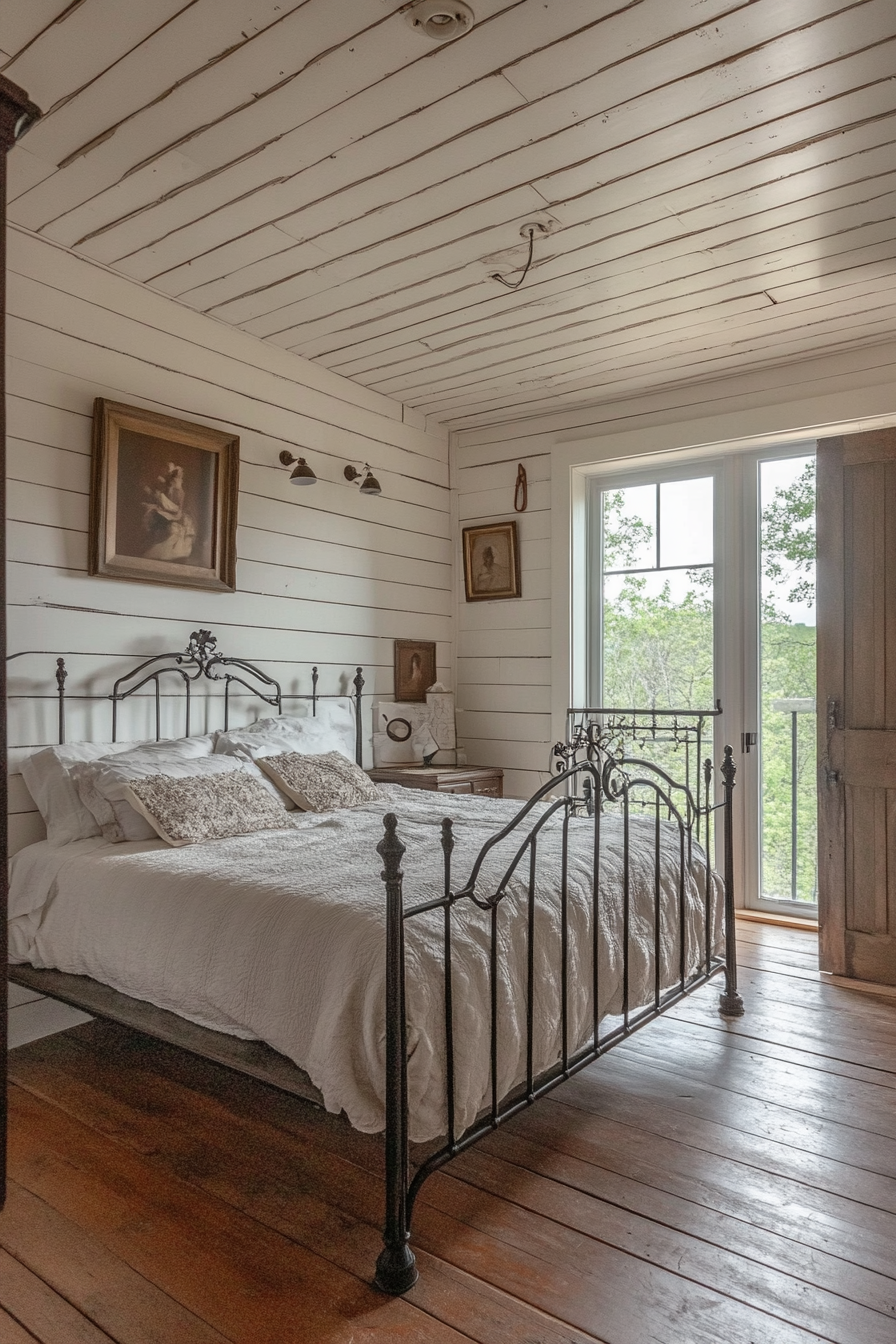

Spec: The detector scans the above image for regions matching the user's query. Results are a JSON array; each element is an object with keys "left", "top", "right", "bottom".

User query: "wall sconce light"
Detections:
[
  {"left": 344, "top": 463, "right": 382, "bottom": 496},
  {"left": 279, "top": 450, "right": 317, "bottom": 485}
]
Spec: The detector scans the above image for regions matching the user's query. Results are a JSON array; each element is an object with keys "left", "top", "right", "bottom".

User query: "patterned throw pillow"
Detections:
[
  {"left": 123, "top": 770, "right": 296, "bottom": 846},
  {"left": 257, "top": 751, "right": 381, "bottom": 812}
]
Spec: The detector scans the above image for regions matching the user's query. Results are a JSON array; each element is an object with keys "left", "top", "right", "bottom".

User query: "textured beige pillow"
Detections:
[
  {"left": 70, "top": 735, "right": 222, "bottom": 842},
  {"left": 257, "top": 750, "right": 381, "bottom": 812},
  {"left": 123, "top": 771, "right": 296, "bottom": 846}
]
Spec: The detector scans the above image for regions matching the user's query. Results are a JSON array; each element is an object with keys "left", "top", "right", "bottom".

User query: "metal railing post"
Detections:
[
  {"left": 719, "top": 745, "right": 744, "bottom": 1018},
  {"left": 790, "top": 709, "right": 798, "bottom": 901}
]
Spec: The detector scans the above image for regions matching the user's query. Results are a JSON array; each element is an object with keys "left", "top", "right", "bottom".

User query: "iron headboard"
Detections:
[{"left": 7, "top": 628, "right": 367, "bottom": 766}]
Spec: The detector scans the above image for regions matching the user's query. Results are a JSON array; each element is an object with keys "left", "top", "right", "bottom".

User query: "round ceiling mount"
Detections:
[{"left": 405, "top": 0, "right": 475, "bottom": 42}]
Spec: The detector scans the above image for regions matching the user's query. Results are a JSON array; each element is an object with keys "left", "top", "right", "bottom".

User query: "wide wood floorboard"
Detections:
[{"left": 2, "top": 923, "right": 896, "bottom": 1342}]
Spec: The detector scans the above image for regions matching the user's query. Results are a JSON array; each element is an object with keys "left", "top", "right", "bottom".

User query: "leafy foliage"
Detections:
[
  {"left": 601, "top": 472, "right": 817, "bottom": 903},
  {"left": 602, "top": 490, "right": 653, "bottom": 569},
  {"left": 603, "top": 576, "right": 713, "bottom": 709},
  {"left": 760, "top": 620, "right": 817, "bottom": 901},
  {"left": 761, "top": 459, "right": 816, "bottom": 619}
]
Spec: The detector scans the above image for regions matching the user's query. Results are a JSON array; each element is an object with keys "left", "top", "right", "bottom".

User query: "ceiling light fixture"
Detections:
[
  {"left": 344, "top": 463, "right": 382, "bottom": 496},
  {"left": 279, "top": 450, "right": 317, "bottom": 485},
  {"left": 405, "top": 0, "right": 474, "bottom": 42}
]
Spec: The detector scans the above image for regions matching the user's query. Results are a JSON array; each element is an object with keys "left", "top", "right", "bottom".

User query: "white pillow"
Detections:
[
  {"left": 70, "top": 735, "right": 230, "bottom": 842},
  {"left": 21, "top": 740, "right": 141, "bottom": 846},
  {"left": 206, "top": 726, "right": 299, "bottom": 809},
  {"left": 215, "top": 700, "right": 357, "bottom": 764}
]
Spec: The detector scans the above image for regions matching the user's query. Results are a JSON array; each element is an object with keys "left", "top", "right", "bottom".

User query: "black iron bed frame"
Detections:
[
  {"left": 6, "top": 631, "right": 744, "bottom": 1296},
  {"left": 7, "top": 628, "right": 367, "bottom": 763}
]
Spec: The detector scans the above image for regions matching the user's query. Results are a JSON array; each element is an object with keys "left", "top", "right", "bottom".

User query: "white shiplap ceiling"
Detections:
[{"left": 4, "top": 0, "right": 896, "bottom": 429}]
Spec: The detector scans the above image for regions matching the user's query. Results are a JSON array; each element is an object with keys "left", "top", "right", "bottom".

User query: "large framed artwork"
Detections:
[
  {"left": 89, "top": 400, "right": 239, "bottom": 592},
  {"left": 462, "top": 519, "right": 521, "bottom": 601}
]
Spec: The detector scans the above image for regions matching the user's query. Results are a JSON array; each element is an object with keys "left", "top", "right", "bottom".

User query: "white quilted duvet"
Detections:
[{"left": 9, "top": 785, "right": 722, "bottom": 1142}]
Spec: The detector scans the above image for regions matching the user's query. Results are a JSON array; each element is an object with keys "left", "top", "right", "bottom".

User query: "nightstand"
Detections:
[{"left": 368, "top": 765, "right": 503, "bottom": 798}]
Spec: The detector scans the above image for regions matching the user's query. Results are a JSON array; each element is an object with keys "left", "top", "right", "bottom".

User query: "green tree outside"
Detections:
[{"left": 600, "top": 462, "right": 817, "bottom": 903}]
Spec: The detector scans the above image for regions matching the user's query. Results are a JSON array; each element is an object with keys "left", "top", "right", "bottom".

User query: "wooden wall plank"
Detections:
[
  {"left": 0, "top": 2, "right": 75, "bottom": 62},
  {"left": 8, "top": 228, "right": 442, "bottom": 444},
  {"left": 76, "top": 0, "right": 866, "bottom": 319},
  {"left": 210, "top": 18, "right": 894, "bottom": 331},
  {"left": 281, "top": 127, "right": 896, "bottom": 358},
  {"left": 4, "top": 1, "right": 895, "bottom": 429},
  {"left": 15, "top": 0, "right": 311, "bottom": 170},
  {"left": 5, "top": 234, "right": 452, "bottom": 824},
  {"left": 3, "top": 2, "right": 192, "bottom": 109},
  {"left": 41, "top": 0, "right": 738, "bottom": 262}
]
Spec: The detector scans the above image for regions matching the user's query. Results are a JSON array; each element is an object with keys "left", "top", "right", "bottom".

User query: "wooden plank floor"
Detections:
[{"left": 2, "top": 920, "right": 896, "bottom": 1343}]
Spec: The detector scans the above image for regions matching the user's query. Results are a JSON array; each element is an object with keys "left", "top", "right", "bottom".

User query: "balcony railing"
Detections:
[{"left": 770, "top": 697, "right": 816, "bottom": 904}]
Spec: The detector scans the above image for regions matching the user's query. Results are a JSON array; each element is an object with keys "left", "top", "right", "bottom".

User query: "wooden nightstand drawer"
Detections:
[{"left": 368, "top": 766, "right": 503, "bottom": 798}]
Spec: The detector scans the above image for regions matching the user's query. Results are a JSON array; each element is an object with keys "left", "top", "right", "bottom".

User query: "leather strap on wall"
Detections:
[{"left": 513, "top": 462, "right": 528, "bottom": 512}]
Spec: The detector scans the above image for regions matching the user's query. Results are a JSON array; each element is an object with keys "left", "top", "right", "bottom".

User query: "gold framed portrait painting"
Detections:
[
  {"left": 462, "top": 520, "right": 522, "bottom": 602},
  {"left": 89, "top": 400, "right": 239, "bottom": 592}
]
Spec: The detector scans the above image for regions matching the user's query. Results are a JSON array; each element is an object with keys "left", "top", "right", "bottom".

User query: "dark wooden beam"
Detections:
[{"left": 0, "top": 73, "right": 41, "bottom": 1209}]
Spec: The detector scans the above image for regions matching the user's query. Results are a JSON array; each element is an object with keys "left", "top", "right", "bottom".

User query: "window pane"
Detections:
[
  {"left": 759, "top": 456, "right": 817, "bottom": 904},
  {"left": 602, "top": 572, "right": 714, "bottom": 708},
  {"left": 659, "top": 478, "right": 713, "bottom": 568},
  {"left": 601, "top": 477, "right": 714, "bottom": 712},
  {"left": 602, "top": 484, "right": 655, "bottom": 571}
]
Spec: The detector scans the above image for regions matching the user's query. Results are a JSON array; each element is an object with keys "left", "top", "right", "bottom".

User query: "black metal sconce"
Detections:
[
  {"left": 279, "top": 450, "right": 317, "bottom": 486},
  {"left": 344, "top": 463, "right": 382, "bottom": 496}
]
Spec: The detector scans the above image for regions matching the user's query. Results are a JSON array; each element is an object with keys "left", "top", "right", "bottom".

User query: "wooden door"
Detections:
[{"left": 817, "top": 429, "right": 896, "bottom": 984}]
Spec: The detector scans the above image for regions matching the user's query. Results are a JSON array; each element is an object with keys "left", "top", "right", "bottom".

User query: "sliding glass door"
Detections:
[{"left": 590, "top": 447, "right": 817, "bottom": 917}]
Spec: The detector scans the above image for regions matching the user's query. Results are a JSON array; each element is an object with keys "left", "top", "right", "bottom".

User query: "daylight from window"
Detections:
[
  {"left": 760, "top": 456, "right": 817, "bottom": 905},
  {"left": 601, "top": 477, "right": 714, "bottom": 711},
  {"left": 601, "top": 460, "right": 817, "bottom": 909}
]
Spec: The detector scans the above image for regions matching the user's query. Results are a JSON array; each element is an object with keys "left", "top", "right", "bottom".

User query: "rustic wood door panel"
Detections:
[{"left": 818, "top": 429, "right": 896, "bottom": 983}]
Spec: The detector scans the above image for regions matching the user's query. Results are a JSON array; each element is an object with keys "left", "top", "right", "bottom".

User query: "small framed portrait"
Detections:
[
  {"left": 462, "top": 520, "right": 521, "bottom": 602},
  {"left": 393, "top": 639, "right": 437, "bottom": 702},
  {"left": 89, "top": 399, "right": 239, "bottom": 592}
]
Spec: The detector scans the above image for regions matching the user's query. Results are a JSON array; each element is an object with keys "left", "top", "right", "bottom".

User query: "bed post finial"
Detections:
[
  {"left": 353, "top": 668, "right": 365, "bottom": 767},
  {"left": 55, "top": 657, "right": 67, "bottom": 744},
  {"left": 441, "top": 817, "right": 454, "bottom": 897},
  {"left": 374, "top": 814, "right": 418, "bottom": 1295},
  {"left": 719, "top": 746, "right": 744, "bottom": 1018}
]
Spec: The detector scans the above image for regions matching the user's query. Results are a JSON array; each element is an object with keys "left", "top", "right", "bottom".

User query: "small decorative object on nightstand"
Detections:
[{"left": 368, "top": 765, "right": 503, "bottom": 798}]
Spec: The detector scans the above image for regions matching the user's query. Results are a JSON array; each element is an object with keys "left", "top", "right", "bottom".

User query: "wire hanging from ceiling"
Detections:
[{"left": 491, "top": 225, "right": 537, "bottom": 291}]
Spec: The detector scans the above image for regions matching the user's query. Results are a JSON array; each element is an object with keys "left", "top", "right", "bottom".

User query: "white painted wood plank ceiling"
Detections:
[{"left": 4, "top": 0, "right": 896, "bottom": 429}]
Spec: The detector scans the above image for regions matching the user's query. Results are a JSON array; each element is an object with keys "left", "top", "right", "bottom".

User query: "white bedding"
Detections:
[{"left": 9, "top": 785, "right": 722, "bottom": 1142}]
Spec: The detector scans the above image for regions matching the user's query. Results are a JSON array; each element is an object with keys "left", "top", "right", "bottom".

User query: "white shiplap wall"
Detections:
[
  {"left": 6, "top": 225, "right": 450, "bottom": 1044},
  {"left": 454, "top": 339, "right": 896, "bottom": 800},
  {"left": 454, "top": 446, "right": 552, "bottom": 801}
]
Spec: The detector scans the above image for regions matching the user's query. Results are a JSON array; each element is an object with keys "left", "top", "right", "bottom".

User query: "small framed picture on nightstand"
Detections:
[{"left": 393, "top": 639, "right": 436, "bottom": 702}]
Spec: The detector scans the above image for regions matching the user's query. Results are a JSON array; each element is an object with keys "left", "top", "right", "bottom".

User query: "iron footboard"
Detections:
[{"left": 374, "top": 743, "right": 743, "bottom": 1294}]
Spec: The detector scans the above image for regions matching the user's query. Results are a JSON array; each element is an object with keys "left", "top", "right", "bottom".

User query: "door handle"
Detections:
[{"left": 741, "top": 732, "right": 757, "bottom": 753}]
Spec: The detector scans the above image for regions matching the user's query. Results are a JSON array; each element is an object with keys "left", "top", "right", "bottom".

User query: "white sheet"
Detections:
[{"left": 9, "top": 786, "right": 722, "bottom": 1142}]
